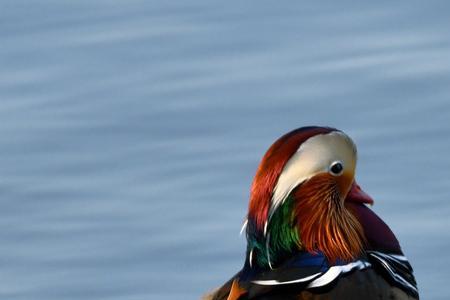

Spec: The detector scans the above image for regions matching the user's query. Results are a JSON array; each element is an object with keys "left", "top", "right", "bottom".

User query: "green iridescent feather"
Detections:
[{"left": 247, "top": 195, "right": 300, "bottom": 268}]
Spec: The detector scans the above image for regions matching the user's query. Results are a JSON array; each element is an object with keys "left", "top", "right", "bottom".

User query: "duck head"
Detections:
[{"left": 246, "top": 127, "right": 373, "bottom": 268}]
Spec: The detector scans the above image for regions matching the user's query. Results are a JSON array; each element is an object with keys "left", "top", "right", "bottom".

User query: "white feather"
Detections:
[
  {"left": 266, "top": 233, "right": 273, "bottom": 270},
  {"left": 240, "top": 219, "right": 248, "bottom": 236},
  {"left": 306, "top": 260, "right": 370, "bottom": 288},
  {"left": 252, "top": 273, "right": 321, "bottom": 285},
  {"left": 252, "top": 260, "right": 370, "bottom": 287}
]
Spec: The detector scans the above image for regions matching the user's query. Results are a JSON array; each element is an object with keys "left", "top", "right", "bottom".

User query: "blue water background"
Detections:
[{"left": 1, "top": 1, "right": 449, "bottom": 299}]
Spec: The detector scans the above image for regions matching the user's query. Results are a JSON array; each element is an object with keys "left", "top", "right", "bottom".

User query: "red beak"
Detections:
[{"left": 346, "top": 181, "right": 374, "bottom": 205}]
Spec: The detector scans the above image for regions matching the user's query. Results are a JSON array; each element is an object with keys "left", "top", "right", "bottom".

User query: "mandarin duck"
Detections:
[{"left": 205, "top": 126, "right": 418, "bottom": 300}]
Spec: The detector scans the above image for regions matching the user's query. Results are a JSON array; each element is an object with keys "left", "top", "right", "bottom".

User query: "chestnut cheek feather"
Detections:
[{"left": 293, "top": 174, "right": 366, "bottom": 263}]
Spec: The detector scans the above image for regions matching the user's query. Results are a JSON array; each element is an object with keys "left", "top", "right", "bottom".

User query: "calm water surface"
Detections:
[{"left": 1, "top": 1, "right": 450, "bottom": 299}]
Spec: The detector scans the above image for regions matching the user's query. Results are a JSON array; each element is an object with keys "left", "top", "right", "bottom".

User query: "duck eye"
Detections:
[{"left": 329, "top": 161, "right": 344, "bottom": 176}]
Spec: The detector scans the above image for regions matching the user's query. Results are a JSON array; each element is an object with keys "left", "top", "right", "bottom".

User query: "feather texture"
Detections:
[{"left": 293, "top": 174, "right": 365, "bottom": 263}]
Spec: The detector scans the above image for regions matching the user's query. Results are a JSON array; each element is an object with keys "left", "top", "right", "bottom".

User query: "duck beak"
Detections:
[{"left": 346, "top": 181, "right": 374, "bottom": 205}]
